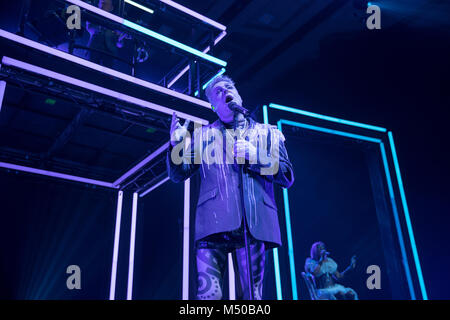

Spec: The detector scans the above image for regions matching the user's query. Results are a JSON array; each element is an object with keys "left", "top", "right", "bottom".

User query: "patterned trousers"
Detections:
[{"left": 196, "top": 241, "right": 266, "bottom": 300}]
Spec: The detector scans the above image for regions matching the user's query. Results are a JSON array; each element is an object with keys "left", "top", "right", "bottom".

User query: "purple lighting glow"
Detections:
[
  {"left": 159, "top": 0, "right": 226, "bottom": 31},
  {"left": 0, "top": 161, "right": 116, "bottom": 188},
  {"left": 167, "top": 30, "right": 227, "bottom": 89},
  {"left": 114, "top": 142, "right": 170, "bottom": 187},
  {"left": 0, "top": 81, "right": 6, "bottom": 113},
  {"left": 139, "top": 176, "right": 170, "bottom": 198},
  {"left": 127, "top": 192, "right": 139, "bottom": 300},
  {"left": 110, "top": 191, "right": 124, "bottom": 300},
  {"left": 1, "top": 56, "right": 209, "bottom": 125},
  {"left": 183, "top": 179, "right": 190, "bottom": 299},
  {"left": 0, "top": 29, "right": 211, "bottom": 109}
]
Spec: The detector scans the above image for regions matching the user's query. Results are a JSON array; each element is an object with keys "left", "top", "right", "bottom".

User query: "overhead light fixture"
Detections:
[
  {"left": 1, "top": 57, "right": 209, "bottom": 125},
  {"left": 65, "top": 0, "right": 226, "bottom": 67},
  {"left": 0, "top": 29, "right": 212, "bottom": 109}
]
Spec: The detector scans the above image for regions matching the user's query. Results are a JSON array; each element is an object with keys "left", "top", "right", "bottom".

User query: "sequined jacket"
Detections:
[{"left": 166, "top": 117, "right": 294, "bottom": 248}]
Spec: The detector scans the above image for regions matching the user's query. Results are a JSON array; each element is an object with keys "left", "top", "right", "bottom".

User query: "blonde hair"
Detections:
[{"left": 204, "top": 75, "right": 235, "bottom": 104}]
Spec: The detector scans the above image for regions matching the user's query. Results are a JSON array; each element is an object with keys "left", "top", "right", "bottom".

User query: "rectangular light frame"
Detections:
[{"left": 267, "top": 102, "right": 427, "bottom": 300}]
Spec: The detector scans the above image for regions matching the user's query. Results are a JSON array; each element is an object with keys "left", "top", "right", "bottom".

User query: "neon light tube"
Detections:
[
  {"left": 270, "top": 103, "right": 387, "bottom": 133},
  {"left": 0, "top": 29, "right": 211, "bottom": 109},
  {"left": 272, "top": 248, "right": 282, "bottom": 300},
  {"left": 139, "top": 176, "right": 170, "bottom": 197},
  {"left": 167, "top": 31, "right": 227, "bottom": 89},
  {"left": 182, "top": 179, "right": 190, "bottom": 300},
  {"left": 159, "top": 0, "right": 226, "bottom": 31},
  {"left": 262, "top": 105, "right": 269, "bottom": 125},
  {"left": 1, "top": 57, "right": 209, "bottom": 125},
  {"left": 127, "top": 192, "right": 139, "bottom": 300},
  {"left": 0, "top": 81, "right": 6, "bottom": 113},
  {"left": 202, "top": 68, "right": 226, "bottom": 90},
  {"left": 65, "top": 1, "right": 226, "bottom": 67},
  {"left": 278, "top": 120, "right": 299, "bottom": 300},
  {"left": 279, "top": 119, "right": 382, "bottom": 143},
  {"left": 125, "top": 0, "right": 154, "bottom": 14},
  {"left": 228, "top": 253, "right": 236, "bottom": 300},
  {"left": 167, "top": 65, "right": 189, "bottom": 89},
  {"left": 113, "top": 142, "right": 170, "bottom": 187},
  {"left": 0, "top": 161, "right": 116, "bottom": 188},
  {"left": 203, "top": 31, "right": 227, "bottom": 53},
  {"left": 122, "top": 20, "right": 227, "bottom": 67},
  {"left": 263, "top": 110, "right": 282, "bottom": 300},
  {"left": 388, "top": 132, "right": 428, "bottom": 300},
  {"left": 110, "top": 190, "right": 124, "bottom": 300},
  {"left": 379, "top": 143, "right": 416, "bottom": 299}
]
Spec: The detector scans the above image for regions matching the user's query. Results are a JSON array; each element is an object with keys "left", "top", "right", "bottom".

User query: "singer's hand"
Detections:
[
  {"left": 170, "top": 112, "right": 190, "bottom": 147},
  {"left": 234, "top": 139, "right": 257, "bottom": 163}
]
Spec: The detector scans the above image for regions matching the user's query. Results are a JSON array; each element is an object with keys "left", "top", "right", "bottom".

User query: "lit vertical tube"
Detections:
[
  {"left": 278, "top": 121, "right": 298, "bottom": 300},
  {"left": 264, "top": 109, "right": 282, "bottom": 300},
  {"left": 272, "top": 248, "right": 282, "bottom": 300},
  {"left": 0, "top": 81, "right": 6, "bottom": 112},
  {"left": 110, "top": 190, "right": 124, "bottom": 300},
  {"left": 228, "top": 253, "right": 236, "bottom": 300},
  {"left": 282, "top": 188, "right": 298, "bottom": 300},
  {"left": 127, "top": 192, "right": 139, "bottom": 300},
  {"left": 262, "top": 105, "right": 268, "bottom": 125},
  {"left": 182, "top": 178, "right": 190, "bottom": 299},
  {"left": 388, "top": 132, "right": 428, "bottom": 300},
  {"left": 379, "top": 142, "right": 416, "bottom": 299}
]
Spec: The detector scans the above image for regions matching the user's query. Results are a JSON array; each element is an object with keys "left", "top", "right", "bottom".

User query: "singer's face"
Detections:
[{"left": 210, "top": 80, "right": 243, "bottom": 123}]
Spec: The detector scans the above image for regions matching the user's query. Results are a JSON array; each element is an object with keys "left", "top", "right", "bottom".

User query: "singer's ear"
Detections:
[{"left": 211, "top": 105, "right": 216, "bottom": 112}]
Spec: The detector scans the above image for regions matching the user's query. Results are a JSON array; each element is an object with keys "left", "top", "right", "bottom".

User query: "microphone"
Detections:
[{"left": 228, "top": 102, "right": 249, "bottom": 116}]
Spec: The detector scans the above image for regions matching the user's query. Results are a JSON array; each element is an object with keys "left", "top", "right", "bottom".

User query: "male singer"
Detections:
[{"left": 167, "top": 75, "right": 294, "bottom": 300}]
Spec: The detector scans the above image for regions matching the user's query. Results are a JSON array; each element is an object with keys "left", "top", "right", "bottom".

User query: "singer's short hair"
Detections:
[{"left": 204, "top": 75, "right": 235, "bottom": 104}]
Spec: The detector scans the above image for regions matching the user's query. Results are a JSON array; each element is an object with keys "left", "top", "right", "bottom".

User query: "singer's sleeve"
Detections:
[{"left": 166, "top": 130, "right": 200, "bottom": 183}]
